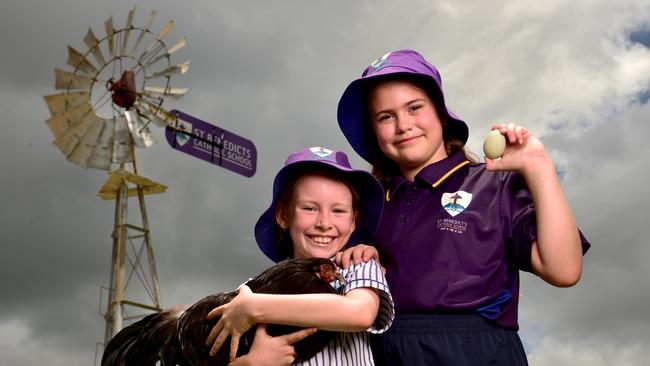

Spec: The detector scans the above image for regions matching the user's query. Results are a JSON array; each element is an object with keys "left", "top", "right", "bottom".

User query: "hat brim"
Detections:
[
  {"left": 255, "top": 160, "right": 384, "bottom": 263},
  {"left": 337, "top": 71, "right": 468, "bottom": 163}
]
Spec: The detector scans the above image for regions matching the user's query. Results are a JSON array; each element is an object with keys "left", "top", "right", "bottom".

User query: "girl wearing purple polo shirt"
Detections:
[
  {"left": 205, "top": 147, "right": 394, "bottom": 366},
  {"left": 336, "top": 49, "right": 590, "bottom": 365}
]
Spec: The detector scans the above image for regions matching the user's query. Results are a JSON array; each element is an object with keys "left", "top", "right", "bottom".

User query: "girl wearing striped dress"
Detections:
[{"left": 205, "top": 147, "right": 394, "bottom": 365}]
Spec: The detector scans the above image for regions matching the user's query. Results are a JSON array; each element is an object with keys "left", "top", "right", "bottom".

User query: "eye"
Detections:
[
  {"left": 332, "top": 208, "right": 349, "bottom": 215},
  {"left": 408, "top": 103, "right": 423, "bottom": 113},
  {"left": 302, "top": 205, "right": 317, "bottom": 212},
  {"left": 375, "top": 113, "right": 393, "bottom": 123}
]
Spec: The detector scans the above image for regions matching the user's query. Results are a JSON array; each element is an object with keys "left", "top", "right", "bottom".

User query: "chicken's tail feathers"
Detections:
[{"left": 101, "top": 305, "right": 189, "bottom": 366}]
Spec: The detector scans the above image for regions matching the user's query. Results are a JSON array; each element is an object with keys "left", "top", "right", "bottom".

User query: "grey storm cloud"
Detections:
[{"left": 1, "top": 1, "right": 650, "bottom": 365}]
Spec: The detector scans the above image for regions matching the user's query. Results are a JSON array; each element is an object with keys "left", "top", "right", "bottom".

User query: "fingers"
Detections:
[
  {"left": 360, "top": 246, "right": 379, "bottom": 265},
  {"left": 281, "top": 327, "right": 318, "bottom": 345},
  {"left": 336, "top": 249, "right": 352, "bottom": 269},
  {"left": 206, "top": 319, "right": 224, "bottom": 346},
  {"left": 492, "top": 123, "right": 529, "bottom": 145},
  {"left": 336, "top": 244, "right": 378, "bottom": 269},
  {"left": 334, "top": 251, "right": 348, "bottom": 269},
  {"left": 206, "top": 320, "right": 226, "bottom": 357},
  {"left": 209, "top": 328, "right": 230, "bottom": 357},
  {"left": 206, "top": 305, "right": 225, "bottom": 320},
  {"left": 352, "top": 247, "right": 365, "bottom": 265},
  {"left": 229, "top": 334, "right": 241, "bottom": 362}
]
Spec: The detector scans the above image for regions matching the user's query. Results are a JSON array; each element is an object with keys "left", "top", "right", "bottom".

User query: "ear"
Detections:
[{"left": 275, "top": 205, "right": 289, "bottom": 229}]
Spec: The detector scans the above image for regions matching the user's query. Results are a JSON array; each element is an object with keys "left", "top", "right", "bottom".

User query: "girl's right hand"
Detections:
[
  {"left": 335, "top": 244, "right": 382, "bottom": 270},
  {"left": 205, "top": 284, "right": 259, "bottom": 361}
]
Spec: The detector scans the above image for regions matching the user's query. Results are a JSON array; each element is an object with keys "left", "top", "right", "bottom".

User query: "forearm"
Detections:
[
  {"left": 249, "top": 289, "right": 379, "bottom": 331},
  {"left": 523, "top": 157, "right": 583, "bottom": 286}
]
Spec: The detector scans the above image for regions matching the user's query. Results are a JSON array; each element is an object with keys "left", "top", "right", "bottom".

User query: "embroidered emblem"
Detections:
[
  {"left": 310, "top": 146, "right": 334, "bottom": 158},
  {"left": 174, "top": 120, "right": 193, "bottom": 146},
  {"left": 441, "top": 191, "right": 472, "bottom": 217},
  {"left": 368, "top": 52, "right": 391, "bottom": 73}
]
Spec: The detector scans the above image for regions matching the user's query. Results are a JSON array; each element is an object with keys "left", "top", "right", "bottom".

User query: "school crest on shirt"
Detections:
[{"left": 441, "top": 191, "right": 472, "bottom": 217}]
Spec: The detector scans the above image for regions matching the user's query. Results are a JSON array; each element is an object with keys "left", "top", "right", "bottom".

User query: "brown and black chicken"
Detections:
[{"left": 101, "top": 258, "right": 344, "bottom": 366}]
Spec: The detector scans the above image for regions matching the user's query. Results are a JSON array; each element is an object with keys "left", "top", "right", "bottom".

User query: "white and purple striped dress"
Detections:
[{"left": 296, "top": 258, "right": 394, "bottom": 366}]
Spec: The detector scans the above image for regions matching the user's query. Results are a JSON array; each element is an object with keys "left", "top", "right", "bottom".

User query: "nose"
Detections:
[
  {"left": 315, "top": 212, "right": 332, "bottom": 230},
  {"left": 395, "top": 113, "right": 413, "bottom": 133}
]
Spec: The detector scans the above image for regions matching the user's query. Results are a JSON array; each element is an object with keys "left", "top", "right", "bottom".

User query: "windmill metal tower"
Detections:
[{"left": 42, "top": 7, "right": 189, "bottom": 345}]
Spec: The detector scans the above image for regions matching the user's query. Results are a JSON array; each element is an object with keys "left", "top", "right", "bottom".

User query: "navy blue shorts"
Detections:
[{"left": 370, "top": 314, "right": 528, "bottom": 366}]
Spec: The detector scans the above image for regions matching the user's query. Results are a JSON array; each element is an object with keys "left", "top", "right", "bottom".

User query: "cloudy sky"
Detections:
[{"left": 1, "top": 0, "right": 650, "bottom": 365}]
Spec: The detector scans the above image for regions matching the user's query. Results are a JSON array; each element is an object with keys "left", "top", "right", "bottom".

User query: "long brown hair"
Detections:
[{"left": 363, "top": 74, "right": 477, "bottom": 185}]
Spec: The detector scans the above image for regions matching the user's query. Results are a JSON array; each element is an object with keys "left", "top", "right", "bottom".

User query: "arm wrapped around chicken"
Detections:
[{"left": 102, "top": 258, "right": 343, "bottom": 366}]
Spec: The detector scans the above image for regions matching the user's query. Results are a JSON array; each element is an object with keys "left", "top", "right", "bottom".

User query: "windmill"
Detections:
[{"left": 42, "top": 7, "right": 189, "bottom": 346}]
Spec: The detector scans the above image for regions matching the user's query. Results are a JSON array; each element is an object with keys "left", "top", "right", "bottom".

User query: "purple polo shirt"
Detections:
[{"left": 374, "top": 151, "right": 590, "bottom": 329}]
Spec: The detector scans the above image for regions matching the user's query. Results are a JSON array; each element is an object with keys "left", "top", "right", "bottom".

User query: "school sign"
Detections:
[{"left": 165, "top": 110, "right": 257, "bottom": 177}]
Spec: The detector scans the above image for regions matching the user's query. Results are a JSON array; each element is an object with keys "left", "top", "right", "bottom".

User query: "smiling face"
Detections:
[
  {"left": 368, "top": 79, "right": 448, "bottom": 180},
  {"left": 276, "top": 174, "right": 357, "bottom": 260}
]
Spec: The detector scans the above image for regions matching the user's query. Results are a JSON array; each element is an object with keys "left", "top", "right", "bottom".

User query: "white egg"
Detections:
[{"left": 483, "top": 130, "right": 506, "bottom": 159}]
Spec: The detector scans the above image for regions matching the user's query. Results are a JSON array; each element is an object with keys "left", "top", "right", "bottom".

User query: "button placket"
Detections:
[{"left": 399, "top": 183, "right": 415, "bottom": 225}]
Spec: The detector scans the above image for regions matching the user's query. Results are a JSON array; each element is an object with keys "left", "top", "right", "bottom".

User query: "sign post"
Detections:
[{"left": 165, "top": 110, "right": 257, "bottom": 177}]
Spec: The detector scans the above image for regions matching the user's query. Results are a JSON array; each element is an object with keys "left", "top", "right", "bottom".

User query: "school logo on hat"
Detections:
[
  {"left": 368, "top": 52, "right": 392, "bottom": 73},
  {"left": 441, "top": 191, "right": 472, "bottom": 217},
  {"left": 309, "top": 146, "right": 334, "bottom": 158}
]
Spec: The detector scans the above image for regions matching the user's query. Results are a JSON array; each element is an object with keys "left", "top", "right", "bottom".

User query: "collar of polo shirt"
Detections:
[{"left": 385, "top": 151, "right": 470, "bottom": 202}]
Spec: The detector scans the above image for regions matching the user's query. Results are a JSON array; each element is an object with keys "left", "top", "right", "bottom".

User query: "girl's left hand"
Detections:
[
  {"left": 484, "top": 123, "right": 551, "bottom": 175},
  {"left": 228, "top": 324, "right": 317, "bottom": 366},
  {"left": 205, "top": 284, "right": 258, "bottom": 361}
]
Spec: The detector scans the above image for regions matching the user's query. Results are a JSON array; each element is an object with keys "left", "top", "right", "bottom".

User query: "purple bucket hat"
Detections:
[
  {"left": 337, "top": 49, "right": 469, "bottom": 162},
  {"left": 254, "top": 147, "right": 384, "bottom": 263}
]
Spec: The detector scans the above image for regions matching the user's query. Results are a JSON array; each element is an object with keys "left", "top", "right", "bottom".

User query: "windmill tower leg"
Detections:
[
  {"left": 99, "top": 163, "right": 166, "bottom": 344},
  {"left": 137, "top": 185, "right": 163, "bottom": 314},
  {"left": 105, "top": 180, "right": 128, "bottom": 342}
]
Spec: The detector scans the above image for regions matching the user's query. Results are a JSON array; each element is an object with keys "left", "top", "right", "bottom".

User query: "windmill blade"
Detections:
[
  {"left": 131, "top": 9, "right": 158, "bottom": 53},
  {"left": 87, "top": 117, "right": 114, "bottom": 170},
  {"left": 43, "top": 91, "right": 89, "bottom": 116},
  {"left": 55, "top": 68, "right": 93, "bottom": 90},
  {"left": 166, "top": 37, "right": 187, "bottom": 55},
  {"left": 112, "top": 116, "right": 134, "bottom": 163},
  {"left": 139, "top": 20, "right": 174, "bottom": 62},
  {"left": 84, "top": 28, "right": 106, "bottom": 67},
  {"left": 142, "top": 86, "right": 188, "bottom": 100},
  {"left": 67, "top": 46, "right": 98, "bottom": 75},
  {"left": 121, "top": 7, "right": 137, "bottom": 55},
  {"left": 144, "top": 60, "right": 190, "bottom": 80},
  {"left": 124, "top": 109, "right": 155, "bottom": 148},
  {"left": 134, "top": 100, "right": 178, "bottom": 127},
  {"left": 53, "top": 109, "right": 97, "bottom": 158},
  {"left": 68, "top": 116, "right": 106, "bottom": 168},
  {"left": 140, "top": 37, "right": 186, "bottom": 69},
  {"left": 105, "top": 16, "right": 115, "bottom": 59},
  {"left": 46, "top": 101, "right": 93, "bottom": 139}
]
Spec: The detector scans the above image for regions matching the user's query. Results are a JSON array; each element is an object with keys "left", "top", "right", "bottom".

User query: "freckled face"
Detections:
[
  {"left": 368, "top": 80, "right": 447, "bottom": 179},
  {"left": 276, "top": 174, "right": 356, "bottom": 260}
]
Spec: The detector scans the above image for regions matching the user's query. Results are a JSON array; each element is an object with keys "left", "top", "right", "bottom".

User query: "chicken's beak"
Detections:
[{"left": 335, "top": 271, "right": 345, "bottom": 284}]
